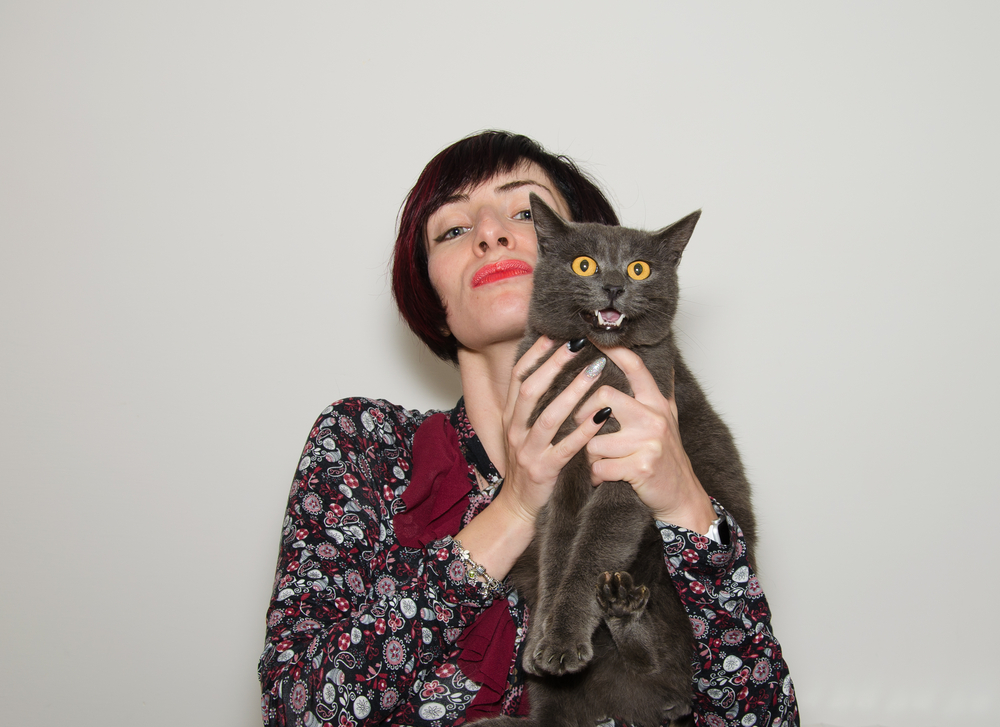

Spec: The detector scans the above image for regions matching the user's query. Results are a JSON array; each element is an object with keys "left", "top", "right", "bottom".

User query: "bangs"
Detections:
[{"left": 423, "top": 138, "right": 537, "bottom": 219}]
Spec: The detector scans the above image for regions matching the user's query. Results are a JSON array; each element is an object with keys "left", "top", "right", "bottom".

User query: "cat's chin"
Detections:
[{"left": 588, "top": 330, "right": 632, "bottom": 347}]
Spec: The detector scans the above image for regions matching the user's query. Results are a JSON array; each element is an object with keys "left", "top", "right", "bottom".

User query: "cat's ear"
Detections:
[
  {"left": 654, "top": 210, "right": 702, "bottom": 266},
  {"left": 529, "top": 192, "right": 570, "bottom": 250}
]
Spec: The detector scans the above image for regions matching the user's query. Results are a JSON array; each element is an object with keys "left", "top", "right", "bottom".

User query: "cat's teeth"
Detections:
[{"left": 595, "top": 310, "right": 625, "bottom": 328}]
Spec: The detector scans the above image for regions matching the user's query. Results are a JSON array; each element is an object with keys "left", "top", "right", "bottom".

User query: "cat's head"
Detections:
[{"left": 527, "top": 193, "right": 700, "bottom": 348}]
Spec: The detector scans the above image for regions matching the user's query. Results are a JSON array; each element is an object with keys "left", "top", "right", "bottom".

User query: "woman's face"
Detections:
[{"left": 425, "top": 162, "right": 572, "bottom": 355}]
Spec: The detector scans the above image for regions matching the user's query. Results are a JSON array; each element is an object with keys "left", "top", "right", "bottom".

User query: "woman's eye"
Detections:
[
  {"left": 627, "top": 260, "right": 651, "bottom": 280},
  {"left": 572, "top": 256, "right": 598, "bottom": 277},
  {"left": 513, "top": 209, "right": 532, "bottom": 221},
  {"left": 435, "top": 226, "right": 469, "bottom": 242}
]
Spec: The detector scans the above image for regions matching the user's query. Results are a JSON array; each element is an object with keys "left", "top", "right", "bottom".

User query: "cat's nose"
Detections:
[{"left": 604, "top": 284, "right": 623, "bottom": 305}]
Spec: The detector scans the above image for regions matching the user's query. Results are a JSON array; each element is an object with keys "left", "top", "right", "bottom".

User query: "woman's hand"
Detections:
[
  {"left": 455, "top": 337, "right": 612, "bottom": 582},
  {"left": 583, "top": 346, "right": 717, "bottom": 535},
  {"left": 493, "top": 337, "right": 610, "bottom": 526}
]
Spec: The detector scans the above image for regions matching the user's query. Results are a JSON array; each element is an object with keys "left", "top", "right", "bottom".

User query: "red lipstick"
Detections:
[{"left": 471, "top": 259, "right": 533, "bottom": 288}]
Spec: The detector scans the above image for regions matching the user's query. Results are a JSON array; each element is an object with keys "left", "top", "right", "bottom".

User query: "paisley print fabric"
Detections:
[
  {"left": 657, "top": 510, "right": 798, "bottom": 726},
  {"left": 259, "top": 398, "right": 798, "bottom": 726}
]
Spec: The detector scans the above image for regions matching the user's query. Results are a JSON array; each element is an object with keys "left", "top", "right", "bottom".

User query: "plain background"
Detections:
[{"left": 1, "top": 2, "right": 997, "bottom": 726}]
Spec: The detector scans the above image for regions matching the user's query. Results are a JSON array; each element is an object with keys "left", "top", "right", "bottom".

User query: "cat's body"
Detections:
[{"left": 474, "top": 196, "right": 755, "bottom": 727}]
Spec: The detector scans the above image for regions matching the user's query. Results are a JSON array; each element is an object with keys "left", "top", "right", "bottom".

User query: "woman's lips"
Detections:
[{"left": 471, "top": 259, "right": 534, "bottom": 288}]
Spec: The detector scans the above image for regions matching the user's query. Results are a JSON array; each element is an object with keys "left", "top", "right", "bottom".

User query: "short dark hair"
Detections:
[{"left": 391, "top": 130, "right": 619, "bottom": 362}]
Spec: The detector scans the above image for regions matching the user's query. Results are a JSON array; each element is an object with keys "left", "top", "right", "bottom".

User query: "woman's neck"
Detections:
[{"left": 456, "top": 339, "right": 522, "bottom": 478}]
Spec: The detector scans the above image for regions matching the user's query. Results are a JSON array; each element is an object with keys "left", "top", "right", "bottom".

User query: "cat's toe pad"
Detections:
[{"left": 597, "top": 571, "right": 649, "bottom": 618}]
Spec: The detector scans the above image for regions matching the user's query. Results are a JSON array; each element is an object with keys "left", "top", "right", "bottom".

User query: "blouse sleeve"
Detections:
[
  {"left": 258, "top": 399, "right": 492, "bottom": 726},
  {"left": 655, "top": 505, "right": 799, "bottom": 727}
]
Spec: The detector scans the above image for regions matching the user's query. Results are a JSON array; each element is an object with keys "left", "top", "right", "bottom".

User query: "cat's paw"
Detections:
[
  {"left": 524, "top": 622, "right": 594, "bottom": 676},
  {"left": 596, "top": 571, "right": 649, "bottom": 618},
  {"left": 521, "top": 626, "right": 546, "bottom": 676}
]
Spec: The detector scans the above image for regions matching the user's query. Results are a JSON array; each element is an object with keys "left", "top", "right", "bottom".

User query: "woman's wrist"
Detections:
[
  {"left": 451, "top": 537, "right": 508, "bottom": 599},
  {"left": 454, "top": 494, "right": 536, "bottom": 583},
  {"left": 652, "top": 479, "right": 717, "bottom": 536},
  {"left": 490, "top": 482, "right": 540, "bottom": 529}
]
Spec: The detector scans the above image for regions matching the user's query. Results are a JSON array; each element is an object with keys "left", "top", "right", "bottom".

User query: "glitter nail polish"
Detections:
[{"left": 585, "top": 357, "right": 607, "bottom": 379}]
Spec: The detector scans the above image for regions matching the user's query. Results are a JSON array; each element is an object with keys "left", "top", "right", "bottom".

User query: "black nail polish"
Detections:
[
  {"left": 593, "top": 407, "right": 612, "bottom": 424},
  {"left": 568, "top": 338, "right": 587, "bottom": 353}
]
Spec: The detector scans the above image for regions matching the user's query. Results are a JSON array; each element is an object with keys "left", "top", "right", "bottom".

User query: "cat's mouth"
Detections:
[{"left": 586, "top": 308, "right": 626, "bottom": 331}]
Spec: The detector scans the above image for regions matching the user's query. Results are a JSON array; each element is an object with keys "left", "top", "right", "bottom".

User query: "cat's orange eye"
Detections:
[
  {"left": 572, "top": 256, "right": 598, "bottom": 277},
  {"left": 627, "top": 261, "right": 651, "bottom": 280}
]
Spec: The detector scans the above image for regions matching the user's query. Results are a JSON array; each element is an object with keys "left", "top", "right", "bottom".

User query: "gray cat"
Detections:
[{"left": 475, "top": 195, "right": 756, "bottom": 727}]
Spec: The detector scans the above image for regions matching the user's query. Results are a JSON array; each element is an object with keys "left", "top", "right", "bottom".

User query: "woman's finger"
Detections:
[
  {"left": 503, "top": 336, "right": 558, "bottom": 423},
  {"left": 507, "top": 337, "right": 587, "bottom": 434},
  {"left": 526, "top": 353, "right": 608, "bottom": 442},
  {"left": 586, "top": 392, "right": 670, "bottom": 461},
  {"left": 571, "top": 383, "right": 644, "bottom": 428},
  {"left": 593, "top": 344, "right": 666, "bottom": 404},
  {"left": 548, "top": 403, "right": 615, "bottom": 465},
  {"left": 589, "top": 451, "right": 640, "bottom": 485}
]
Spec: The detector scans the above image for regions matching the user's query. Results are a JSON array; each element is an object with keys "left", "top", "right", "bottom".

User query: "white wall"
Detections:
[{"left": 1, "top": 2, "right": 997, "bottom": 725}]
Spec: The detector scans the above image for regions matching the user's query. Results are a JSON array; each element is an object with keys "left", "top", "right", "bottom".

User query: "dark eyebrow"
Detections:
[
  {"left": 439, "top": 192, "right": 469, "bottom": 206},
  {"left": 435, "top": 179, "right": 554, "bottom": 213},
  {"left": 494, "top": 179, "right": 554, "bottom": 196}
]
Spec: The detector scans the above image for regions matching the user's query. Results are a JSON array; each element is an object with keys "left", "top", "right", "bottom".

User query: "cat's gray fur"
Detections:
[{"left": 474, "top": 195, "right": 756, "bottom": 727}]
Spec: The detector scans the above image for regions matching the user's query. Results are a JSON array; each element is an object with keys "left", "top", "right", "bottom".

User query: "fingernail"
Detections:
[
  {"left": 567, "top": 338, "right": 586, "bottom": 353},
  {"left": 593, "top": 407, "right": 612, "bottom": 424},
  {"left": 585, "top": 357, "right": 606, "bottom": 379}
]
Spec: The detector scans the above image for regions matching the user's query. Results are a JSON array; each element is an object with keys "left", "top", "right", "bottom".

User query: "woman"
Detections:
[{"left": 259, "top": 131, "right": 797, "bottom": 726}]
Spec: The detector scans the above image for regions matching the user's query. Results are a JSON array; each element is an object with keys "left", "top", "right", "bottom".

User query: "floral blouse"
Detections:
[{"left": 258, "top": 398, "right": 798, "bottom": 726}]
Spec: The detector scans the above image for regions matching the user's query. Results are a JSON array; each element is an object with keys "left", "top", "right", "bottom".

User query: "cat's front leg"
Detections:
[
  {"left": 525, "top": 580, "right": 598, "bottom": 676},
  {"left": 527, "top": 577, "right": 605, "bottom": 675},
  {"left": 599, "top": 570, "right": 695, "bottom": 717},
  {"left": 530, "top": 481, "right": 651, "bottom": 676},
  {"left": 597, "top": 570, "right": 657, "bottom": 671},
  {"left": 522, "top": 460, "right": 592, "bottom": 677}
]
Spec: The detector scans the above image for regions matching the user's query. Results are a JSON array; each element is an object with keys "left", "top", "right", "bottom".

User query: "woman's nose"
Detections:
[
  {"left": 474, "top": 212, "right": 513, "bottom": 254},
  {"left": 478, "top": 237, "right": 508, "bottom": 252}
]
